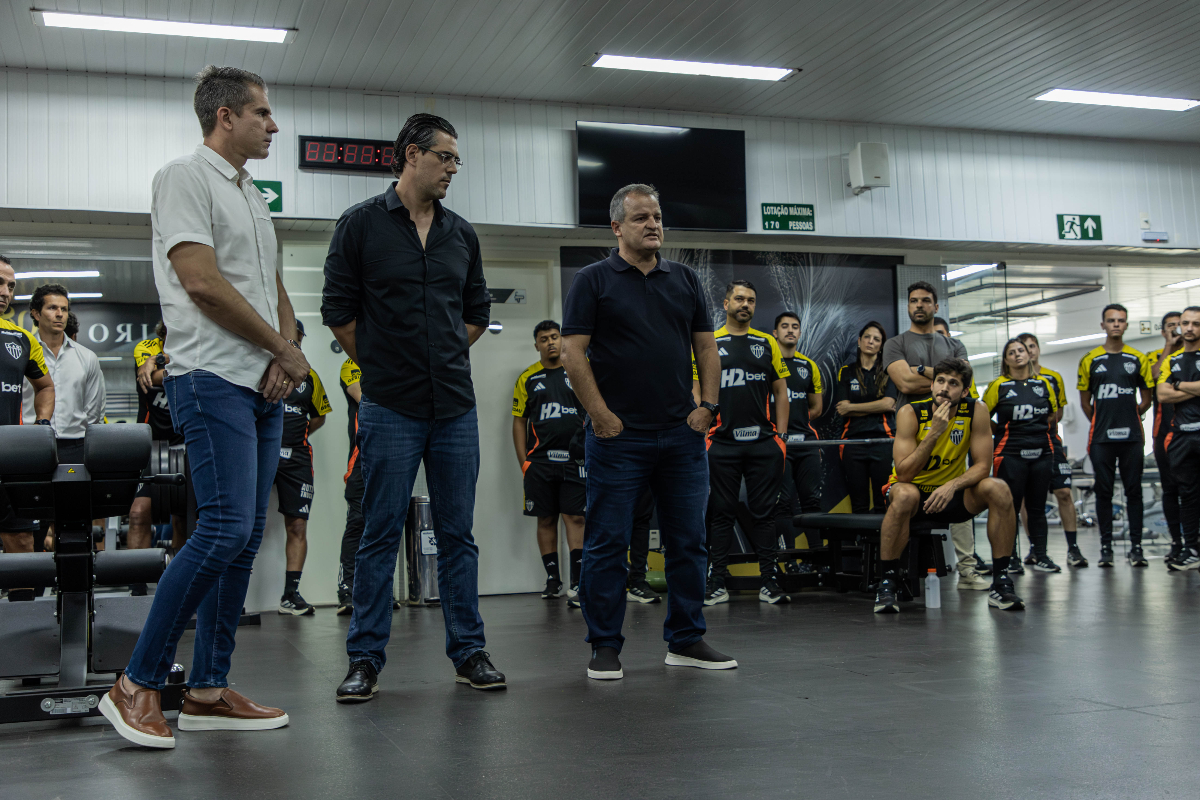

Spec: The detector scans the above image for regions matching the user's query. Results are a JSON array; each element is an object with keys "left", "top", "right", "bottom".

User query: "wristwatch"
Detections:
[
  {"left": 154, "top": 354, "right": 166, "bottom": 367},
  {"left": 35, "top": 419, "right": 51, "bottom": 426},
  {"left": 917, "top": 364, "right": 926, "bottom": 376},
  {"left": 699, "top": 401, "right": 719, "bottom": 416},
  {"left": 287, "top": 339, "right": 302, "bottom": 350}
]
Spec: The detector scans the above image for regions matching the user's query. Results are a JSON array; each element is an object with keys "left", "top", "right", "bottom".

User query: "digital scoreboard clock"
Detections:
[{"left": 298, "top": 136, "right": 395, "bottom": 173}]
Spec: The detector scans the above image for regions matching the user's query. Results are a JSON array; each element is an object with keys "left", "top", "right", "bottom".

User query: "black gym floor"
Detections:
[{"left": 1, "top": 528, "right": 1195, "bottom": 800}]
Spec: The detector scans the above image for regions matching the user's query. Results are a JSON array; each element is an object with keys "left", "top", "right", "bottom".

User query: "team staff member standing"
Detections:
[
  {"left": 562, "top": 183, "right": 734, "bottom": 681},
  {"left": 274, "top": 321, "right": 332, "bottom": 616},
  {"left": 1077, "top": 304, "right": 1153, "bottom": 568},
  {"left": 1146, "top": 313, "right": 1185, "bottom": 563},
  {"left": 323, "top": 113, "right": 504, "bottom": 700},
  {"left": 0, "top": 256, "right": 55, "bottom": 599},
  {"left": 21, "top": 284, "right": 106, "bottom": 464},
  {"left": 771, "top": 312, "right": 824, "bottom": 552},
  {"left": 983, "top": 339, "right": 1061, "bottom": 573},
  {"left": 336, "top": 356, "right": 363, "bottom": 616},
  {"left": 834, "top": 321, "right": 898, "bottom": 514},
  {"left": 101, "top": 66, "right": 304, "bottom": 749},
  {"left": 512, "top": 320, "right": 585, "bottom": 604},
  {"left": 1157, "top": 307, "right": 1200, "bottom": 569},
  {"left": 703, "top": 281, "right": 791, "bottom": 605}
]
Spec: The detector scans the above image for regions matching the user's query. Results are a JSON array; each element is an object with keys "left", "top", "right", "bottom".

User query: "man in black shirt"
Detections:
[
  {"left": 562, "top": 183, "right": 734, "bottom": 681},
  {"left": 1077, "top": 303, "right": 1152, "bottom": 567},
  {"left": 512, "top": 320, "right": 585, "bottom": 605},
  {"left": 1147, "top": 312, "right": 1184, "bottom": 561},
  {"left": 703, "top": 281, "right": 791, "bottom": 605},
  {"left": 771, "top": 311, "right": 824, "bottom": 560},
  {"left": 274, "top": 321, "right": 332, "bottom": 616},
  {"left": 323, "top": 113, "right": 503, "bottom": 699},
  {"left": 1157, "top": 307, "right": 1200, "bottom": 569}
]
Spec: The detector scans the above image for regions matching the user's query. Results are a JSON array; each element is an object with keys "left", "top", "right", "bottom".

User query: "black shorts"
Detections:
[
  {"left": 275, "top": 446, "right": 315, "bottom": 519},
  {"left": 523, "top": 460, "right": 585, "bottom": 517},
  {"left": 1050, "top": 437, "right": 1072, "bottom": 490},
  {"left": 0, "top": 487, "right": 38, "bottom": 534},
  {"left": 886, "top": 483, "right": 975, "bottom": 525}
]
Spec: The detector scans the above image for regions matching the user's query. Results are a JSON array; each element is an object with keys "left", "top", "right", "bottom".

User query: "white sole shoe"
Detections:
[
  {"left": 586, "top": 667, "right": 624, "bottom": 680},
  {"left": 177, "top": 712, "right": 289, "bottom": 731},
  {"left": 99, "top": 693, "right": 175, "bottom": 749},
  {"left": 957, "top": 574, "right": 991, "bottom": 591},
  {"left": 664, "top": 653, "right": 738, "bottom": 670}
]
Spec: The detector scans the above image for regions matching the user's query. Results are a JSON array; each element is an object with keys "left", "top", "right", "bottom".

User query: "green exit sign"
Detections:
[
  {"left": 1057, "top": 214, "right": 1101, "bottom": 240},
  {"left": 257, "top": 180, "right": 283, "bottom": 213},
  {"left": 762, "top": 203, "right": 816, "bottom": 232}
]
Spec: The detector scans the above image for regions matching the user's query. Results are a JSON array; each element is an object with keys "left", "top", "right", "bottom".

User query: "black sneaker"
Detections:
[
  {"left": 1098, "top": 547, "right": 1115, "bottom": 568},
  {"left": 541, "top": 578, "right": 563, "bottom": 599},
  {"left": 874, "top": 578, "right": 900, "bottom": 614},
  {"left": 1023, "top": 547, "right": 1037, "bottom": 565},
  {"left": 1168, "top": 548, "right": 1200, "bottom": 571},
  {"left": 1128, "top": 546, "right": 1149, "bottom": 567},
  {"left": 972, "top": 554, "right": 992, "bottom": 575},
  {"left": 567, "top": 583, "right": 581, "bottom": 608},
  {"left": 1007, "top": 557, "right": 1025, "bottom": 575},
  {"left": 664, "top": 639, "right": 737, "bottom": 670},
  {"left": 759, "top": 575, "right": 791, "bottom": 604},
  {"left": 626, "top": 579, "right": 662, "bottom": 604},
  {"left": 454, "top": 651, "right": 506, "bottom": 690},
  {"left": 1167, "top": 541, "right": 1183, "bottom": 566},
  {"left": 703, "top": 576, "right": 729, "bottom": 606},
  {"left": 1031, "top": 554, "right": 1062, "bottom": 573},
  {"left": 988, "top": 579, "right": 1025, "bottom": 611},
  {"left": 587, "top": 646, "right": 623, "bottom": 680},
  {"left": 278, "top": 591, "right": 315, "bottom": 616},
  {"left": 337, "top": 587, "right": 353, "bottom": 616},
  {"left": 130, "top": 583, "right": 148, "bottom": 597},
  {"left": 1066, "top": 546, "right": 1088, "bottom": 568},
  {"left": 336, "top": 660, "right": 378, "bottom": 703}
]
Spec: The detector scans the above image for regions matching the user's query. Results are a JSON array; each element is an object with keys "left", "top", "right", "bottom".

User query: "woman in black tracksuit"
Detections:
[
  {"left": 983, "top": 337, "right": 1061, "bottom": 573},
  {"left": 835, "top": 321, "right": 898, "bottom": 513}
]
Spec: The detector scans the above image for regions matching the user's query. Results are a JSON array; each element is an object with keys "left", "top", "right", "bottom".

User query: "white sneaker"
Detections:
[{"left": 957, "top": 570, "right": 991, "bottom": 590}]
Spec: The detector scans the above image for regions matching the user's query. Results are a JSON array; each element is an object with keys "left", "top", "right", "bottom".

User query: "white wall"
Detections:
[{"left": 5, "top": 69, "right": 1200, "bottom": 247}]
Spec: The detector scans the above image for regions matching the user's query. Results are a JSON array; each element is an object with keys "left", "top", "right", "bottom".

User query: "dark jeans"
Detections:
[
  {"left": 1168, "top": 433, "right": 1200, "bottom": 550},
  {"left": 338, "top": 459, "right": 365, "bottom": 593},
  {"left": 1154, "top": 436, "right": 1182, "bottom": 542},
  {"left": 125, "top": 371, "right": 282, "bottom": 689},
  {"left": 996, "top": 453, "right": 1052, "bottom": 556},
  {"left": 582, "top": 422, "right": 708, "bottom": 653},
  {"left": 628, "top": 487, "right": 654, "bottom": 580},
  {"left": 708, "top": 437, "right": 786, "bottom": 577},
  {"left": 347, "top": 399, "right": 484, "bottom": 671},
  {"left": 1090, "top": 440, "right": 1144, "bottom": 546},
  {"left": 841, "top": 441, "right": 892, "bottom": 514}
]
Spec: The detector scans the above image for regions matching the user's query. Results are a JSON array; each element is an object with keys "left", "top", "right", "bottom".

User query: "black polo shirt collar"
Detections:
[
  {"left": 383, "top": 181, "right": 446, "bottom": 225},
  {"left": 605, "top": 248, "right": 671, "bottom": 273}
]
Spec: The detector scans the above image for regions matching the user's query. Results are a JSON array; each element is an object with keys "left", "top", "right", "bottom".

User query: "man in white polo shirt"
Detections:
[{"left": 101, "top": 66, "right": 309, "bottom": 750}]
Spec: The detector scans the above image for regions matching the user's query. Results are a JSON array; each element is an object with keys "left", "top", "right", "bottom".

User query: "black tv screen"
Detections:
[{"left": 576, "top": 121, "right": 747, "bottom": 232}]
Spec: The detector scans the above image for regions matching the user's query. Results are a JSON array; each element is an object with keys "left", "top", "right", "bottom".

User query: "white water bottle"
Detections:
[{"left": 924, "top": 568, "right": 941, "bottom": 608}]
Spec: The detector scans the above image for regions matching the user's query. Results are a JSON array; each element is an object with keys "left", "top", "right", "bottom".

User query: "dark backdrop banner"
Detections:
[
  {"left": 560, "top": 247, "right": 900, "bottom": 510},
  {"left": 1, "top": 303, "right": 163, "bottom": 354}
]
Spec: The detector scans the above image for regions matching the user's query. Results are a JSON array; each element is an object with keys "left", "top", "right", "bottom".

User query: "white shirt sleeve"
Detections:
[
  {"left": 83, "top": 351, "right": 106, "bottom": 427},
  {"left": 21, "top": 378, "right": 35, "bottom": 424},
  {"left": 153, "top": 163, "right": 215, "bottom": 254}
]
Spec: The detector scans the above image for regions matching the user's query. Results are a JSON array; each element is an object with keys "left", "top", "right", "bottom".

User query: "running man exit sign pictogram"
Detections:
[{"left": 1057, "top": 214, "right": 1102, "bottom": 240}]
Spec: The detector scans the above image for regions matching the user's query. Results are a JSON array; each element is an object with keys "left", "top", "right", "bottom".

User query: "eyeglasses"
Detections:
[{"left": 417, "top": 146, "right": 463, "bottom": 167}]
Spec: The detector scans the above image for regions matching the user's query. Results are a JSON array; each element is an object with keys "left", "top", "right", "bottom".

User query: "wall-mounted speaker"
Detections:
[{"left": 849, "top": 142, "right": 890, "bottom": 195}]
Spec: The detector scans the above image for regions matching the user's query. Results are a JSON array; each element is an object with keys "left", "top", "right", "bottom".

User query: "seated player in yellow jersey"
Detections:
[{"left": 875, "top": 358, "right": 1024, "bottom": 613}]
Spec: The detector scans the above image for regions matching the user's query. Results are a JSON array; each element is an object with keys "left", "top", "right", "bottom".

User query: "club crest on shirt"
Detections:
[
  {"left": 1032, "top": 385, "right": 1044, "bottom": 397},
  {"left": 751, "top": 344, "right": 765, "bottom": 359},
  {"left": 798, "top": 367, "right": 809, "bottom": 379},
  {"left": 4, "top": 342, "right": 21, "bottom": 359},
  {"left": 950, "top": 428, "right": 964, "bottom": 445},
  {"left": 1124, "top": 361, "right": 1136, "bottom": 374}
]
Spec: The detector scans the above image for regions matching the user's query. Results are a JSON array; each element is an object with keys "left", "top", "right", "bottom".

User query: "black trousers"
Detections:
[
  {"left": 996, "top": 453, "right": 1052, "bottom": 556},
  {"left": 1154, "top": 436, "right": 1182, "bottom": 543},
  {"left": 775, "top": 448, "right": 823, "bottom": 548},
  {"left": 628, "top": 487, "right": 654, "bottom": 579},
  {"left": 707, "top": 437, "right": 786, "bottom": 577},
  {"left": 841, "top": 441, "right": 893, "bottom": 514},
  {"left": 1089, "top": 440, "right": 1144, "bottom": 546},
  {"left": 1168, "top": 433, "right": 1200, "bottom": 550},
  {"left": 338, "top": 459, "right": 365, "bottom": 592}
]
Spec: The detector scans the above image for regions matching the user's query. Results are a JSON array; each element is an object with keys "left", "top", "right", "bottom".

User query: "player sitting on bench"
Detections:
[{"left": 874, "top": 358, "right": 1024, "bottom": 613}]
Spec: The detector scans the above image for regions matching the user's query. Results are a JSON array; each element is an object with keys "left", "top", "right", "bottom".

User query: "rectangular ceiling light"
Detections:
[
  {"left": 592, "top": 54, "right": 794, "bottom": 82},
  {"left": 1047, "top": 332, "right": 1107, "bottom": 346},
  {"left": 33, "top": 11, "right": 296, "bottom": 43},
  {"left": 14, "top": 270, "right": 100, "bottom": 279},
  {"left": 1035, "top": 88, "right": 1200, "bottom": 112},
  {"left": 944, "top": 264, "right": 996, "bottom": 281},
  {"left": 1165, "top": 277, "right": 1200, "bottom": 289},
  {"left": 967, "top": 352, "right": 998, "bottom": 361}
]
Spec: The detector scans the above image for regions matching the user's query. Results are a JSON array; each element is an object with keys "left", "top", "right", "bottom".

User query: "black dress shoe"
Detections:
[
  {"left": 454, "top": 651, "right": 507, "bottom": 690},
  {"left": 336, "top": 661, "right": 378, "bottom": 703}
]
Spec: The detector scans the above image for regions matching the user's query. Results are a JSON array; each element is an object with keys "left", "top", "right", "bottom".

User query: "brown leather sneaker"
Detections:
[
  {"left": 177, "top": 688, "right": 289, "bottom": 731},
  {"left": 99, "top": 677, "right": 174, "bottom": 749}
]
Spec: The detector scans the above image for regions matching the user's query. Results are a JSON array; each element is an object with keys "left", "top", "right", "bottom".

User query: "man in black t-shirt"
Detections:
[
  {"left": 1157, "top": 307, "right": 1200, "bottom": 569},
  {"left": 770, "top": 312, "right": 824, "bottom": 556},
  {"left": 1077, "top": 303, "right": 1152, "bottom": 566},
  {"left": 703, "top": 280, "right": 791, "bottom": 606},
  {"left": 512, "top": 320, "right": 586, "bottom": 605},
  {"left": 1146, "top": 312, "right": 1184, "bottom": 561}
]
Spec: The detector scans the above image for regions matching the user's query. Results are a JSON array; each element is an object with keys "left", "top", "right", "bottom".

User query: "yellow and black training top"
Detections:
[
  {"left": 888, "top": 396, "right": 975, "bottom": 492},
  {"left": 1144, "top": 347, "right": 1179, "bottom": 441},
  {"left": 281, "top": 369, "right": 332, "bottom": 451},
  {"left": 133, "top": 337, "right": 183, "bottom": 444},
  {"left": 1077, "top": 345, "right": 1151, "bottom": 446},
  {"left": 0, "top": 318, "right": 47, "bottom": 427},
  {"left": 771, "top": 352, "right": 823, "bottom": 443},
  {"left": 512, "top": 361, "right": 582, "bottom": 464},
  {"left": 706, "top": 325, "right": 790, "bottom": 445},
  {"left": 982, "top": 374, "right": 1059, "bottom": 462},
  {"left": 1158, "top": 349, "right": 1200, "bottom": 438}
]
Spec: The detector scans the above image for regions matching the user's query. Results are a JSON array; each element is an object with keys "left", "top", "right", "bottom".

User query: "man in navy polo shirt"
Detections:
[{"left": 561, "top": 183, "right": 736, "bottom": 681}]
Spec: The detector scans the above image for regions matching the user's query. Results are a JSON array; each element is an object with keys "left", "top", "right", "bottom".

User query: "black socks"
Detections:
[
  {"left": 541, "top": 553, "right": 560, "bottom": 581},
  {"left": 1064, "top": 529, "right": 1078, "bottom": 547},
  {"left": 570, "top": 549, "right": 583, "bottom": 587},
  {"left": 880, "top": 559, "right": 900, "bottom": 581},
  {"left": 993, "top": 555, "right": 1011, "bottom": 576},
  {"left": 284, "top": 571, "right": 302, "bottom": 597}
]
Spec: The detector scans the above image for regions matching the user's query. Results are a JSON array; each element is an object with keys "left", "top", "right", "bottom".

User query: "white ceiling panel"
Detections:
[{"left": 5, "top": 1, "right": 1200, "bottom": 141}]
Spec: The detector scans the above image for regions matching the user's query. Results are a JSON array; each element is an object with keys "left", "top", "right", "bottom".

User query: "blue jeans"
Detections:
[
  {"left": 125, "top": 371, "right": 282, "bottom": 689},
  {"left": 347, "top": 399, "right": 485, "bottom": 671},
  {"left": 581, "top": 421, "right": 709, "bottom": 652}
]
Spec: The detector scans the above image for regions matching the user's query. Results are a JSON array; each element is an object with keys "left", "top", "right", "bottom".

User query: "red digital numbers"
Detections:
[
  {"left": 305, "top": 141, "right": 320, "bottom": 162},
  {"left": 301, "top": 138, "right": 392, "bottom": 170},
  {"left": 359, "top": 145, "right": 374, "bottom": 164},
  {"left": 344, "top": 144, "right": 358, "bottom": 163},
  {"left": 322, "top": 142, "right": 337, "bottom": 162},
  {"left": 382, "top": 147, "right": 393, "bottom": 166}
]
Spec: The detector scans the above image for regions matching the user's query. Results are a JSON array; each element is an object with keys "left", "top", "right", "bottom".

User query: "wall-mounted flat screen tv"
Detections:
[{"left": 576, "top": 121, "right": 746, "bottom": 232}]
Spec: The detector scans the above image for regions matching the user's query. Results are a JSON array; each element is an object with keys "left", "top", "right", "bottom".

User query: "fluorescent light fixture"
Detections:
[
  {"left": 944, "top": 264, "right": 996, "bottom": 281},
  {"left": 32, "top": 10, "right": 296, "bottom": 43},
  {"left": 1165, "top": 277, "right": 1200, "bottom": 289},
  {"left": 98, "top": 356, "right": 123, "bottom": 362},
  {"left": 14, "top": 270, "right": 100, "bottom": 279},
  {"left": 69, "top": 292, "right": 104, "bottom": 299},
  {"left": 14, "top": 294, "right": 30, "bottom": 301},
  {"left": 967, "top": 352, "right": 998, "bottom": 361},
  {"left": 1035, "top": 88, "right": 1200, "bottom": 112},
  {"left": 578, "top": 121, "right": 686, "bottom": 135},
  {"left": 1047, "top": 332, "right": 1107, "bottom": 346},
  {"left": 591, "top": 54, "right": 794, "bottom": 82},
  {"left": 949, "top": 330, "right": 964, "bottom": 336},
  {"left": 577, "top": 159, "right": 604, "bottom": 168}
]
